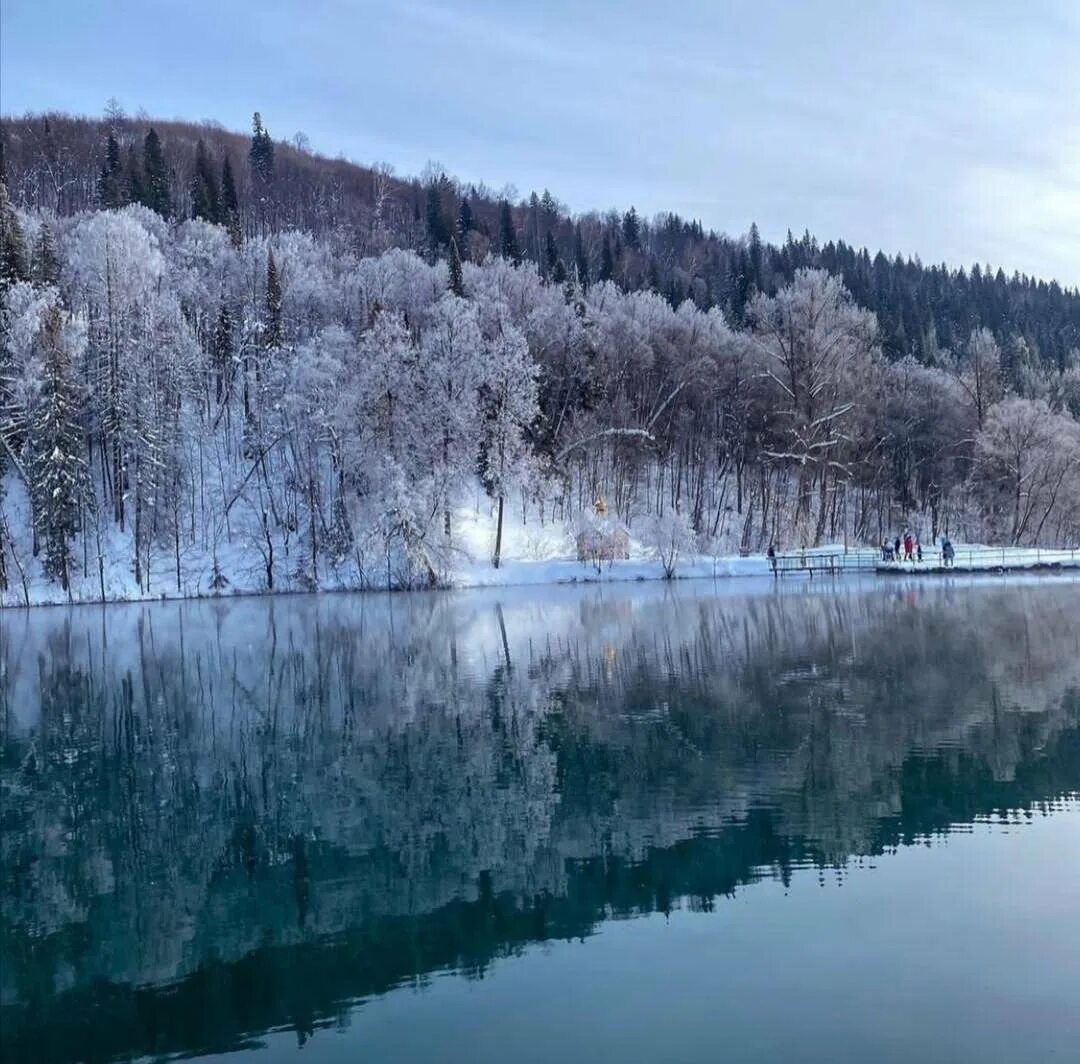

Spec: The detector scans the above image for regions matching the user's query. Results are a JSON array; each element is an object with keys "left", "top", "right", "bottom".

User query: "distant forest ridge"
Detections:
[{"left": 2, "top": 109, "right": 1078, "bottom": 366}]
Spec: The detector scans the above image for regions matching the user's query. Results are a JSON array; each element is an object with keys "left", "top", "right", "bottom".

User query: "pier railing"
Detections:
[{"left": 771, "top": 546, "right": 1080, "bottom": 578}]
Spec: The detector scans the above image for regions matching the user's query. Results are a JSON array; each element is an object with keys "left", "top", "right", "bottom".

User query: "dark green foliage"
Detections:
[
  {"left": 221, "top": 155, "right": 240, "bottom": 242},
  {"left": 545, "top": 231, "right": 565, "bottom": 284},
  {"left": 212, "top": 300, "right": 234, "bottom": 403},
  {"left": 456, "top": 197, "right": 474, "bottom": 257},
  {"left": 125, "top": 146, "right": 144, "bottom": 208},
  {"left": 448, "top": 237, "right": 465, "bottom": 297},
  {"left": 498, "top": 200, "right": 520, "bottom": 263},
  {"left": 573, "top": 224, "right": 589, "bottom": 287},
  {"left": 265, "top": 251, "right": 283, "bottom": 349},
  {"left": 191, "top": 139, "right": 221, "bottom": 223},
  {"left": 426, "top": 182, "right": 452, "bottom": 252},
  {"left": 621, "top": 206, "right": 641, "bottom": 250},
  {"left": 32, "top": 221, "right": 58, "bottom": 286},
  {"left": 599, "top": 234, "right": 614, "bottom": 282},
  {"left": 96, "top": 131, "right": 124, "bottom": 209},
  {"left": 141, "top": 128, "right": 171, "bottom": 217},
  {"left": 32, "top": 306, "right": 87, "bottom": 592},
  {"left": 0, "top": 180, "right": 29, "bottom": 288},
  {"left": 249, "top": 112, "right": 274, "bottom": 184}
]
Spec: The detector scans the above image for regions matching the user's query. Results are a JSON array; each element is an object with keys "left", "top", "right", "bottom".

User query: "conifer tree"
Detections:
[
  {"left": 32, "top": 306, "right": 87, "bottom": 592},
  {"left": 221, "top": 155, "right": 241, "bottom": 242},
  {"left": 32, "top": 221, "right": 58, "bottom": 286},
  {"left": 545, "top": 231, "right": 566, "bottom": 283},
  {"left": 0, "top": 181, "right": 28, "bottom": 289},
  {"left": 191, "top": 139, "right": 221, "bottom": 223},
  {"left": 249, "top": 112, "right": 275, "bottom": 235},
  {"left": 211, "top": 300, "right": 234, "bottom": 403},
  {"left": 97, "top": 131, "right": 125, "bottom": 208},
  {"left": 498, "top": 199, "right": 520, "bottom": 263},
  {"left": 457, "top": 197, "right": 474, "bottom": 258},
  {"left": 622, "top": 206, "right": 641, "bottom": 250},
  {"left": 142, "top": 128, "right": 171, "bottom": 217},
  {"left": 599, "top": 233, "right": 615, "bottom": 282},
  {"left": 573, "top": 224, "right": 589, "bottom": 287},
  {"left": 265, "top": 251, "right": 283, "bottom": 350},
  {"left": 249, "top": 112, "right": 274, "bottom": 184},
  {"left": 125, "top": 145, "right": 144, "bottom": 207},
  {"left": 426, "top": 182, "right": 451, "bottom": 252},
  {"left": 448, "top": 237, "right": 465, "bottom": 296}
]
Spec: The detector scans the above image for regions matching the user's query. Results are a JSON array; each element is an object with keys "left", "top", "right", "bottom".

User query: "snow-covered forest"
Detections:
[{"left": 2, "top": 114, "right": 1080, "bottom": 603}]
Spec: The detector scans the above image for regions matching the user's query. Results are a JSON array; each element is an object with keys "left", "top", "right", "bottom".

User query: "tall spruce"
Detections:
[
  {"left": 498, "top": 199, "right": 520, "bottom": 263},
  {"left": 191, "top": 139, "right": 221, "bottom": 223},
  {"left": 32, "top": 306, "right": 86, "bottom": 592},
  {"left": 125, "top": 145, "right": 144, "bottom": 206},
  {"left": 142, "top": 128, "right": 171, "bottom": 217},
  {"left": 448, "top": 237, "right": 465, "bottom": 296},
  {"left": 426, "top": 182, "right": 451, "bottom": 253},
  {"left": 0, "top": 180, "right": 28, "bottom": 289},
  {"left": 265, "top": 251, "right": 283, "bottom": 350},
  {"left": 249, "top": 112, "right": 274, "bottom": 184},
  {"left": 32, "top": 221, "right": 58, "bottom": 286},
  {"left": 220, "top": 155, "right": 241, "bottom": 242},
  {"left": 573, "top": 224, "right": 589, "bottom": 287},
  {"left": 96, "top": 130, "right": 125, "bottom": 208}
]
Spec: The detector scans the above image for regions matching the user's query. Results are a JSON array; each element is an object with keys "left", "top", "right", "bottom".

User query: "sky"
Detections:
[{"left": 2, "top": 0, "right": 1078, "bottom": 286}]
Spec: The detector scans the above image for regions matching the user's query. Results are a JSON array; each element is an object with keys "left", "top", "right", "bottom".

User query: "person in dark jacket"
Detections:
[{"left": 894, "top": 536, "right": 901, "bottom": 559}]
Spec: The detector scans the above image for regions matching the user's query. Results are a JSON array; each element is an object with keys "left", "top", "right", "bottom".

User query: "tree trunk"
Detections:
[{"left": 493, "top": 494, "right": 505, "bottom": 569}]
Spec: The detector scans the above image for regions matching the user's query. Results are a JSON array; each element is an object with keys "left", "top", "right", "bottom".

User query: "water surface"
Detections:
[{"left": 2, "top": 576, "right": 1079, "bottom": 1063}]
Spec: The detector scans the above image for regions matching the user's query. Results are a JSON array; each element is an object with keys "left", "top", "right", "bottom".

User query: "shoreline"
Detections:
[{"left": 3, "top": 549, "right": 1080, "bottom": 611}]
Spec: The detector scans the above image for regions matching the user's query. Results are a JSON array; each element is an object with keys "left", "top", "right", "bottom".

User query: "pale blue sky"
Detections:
[{"left": 2, "top": 0, "right": 1077, "bottom": 285}]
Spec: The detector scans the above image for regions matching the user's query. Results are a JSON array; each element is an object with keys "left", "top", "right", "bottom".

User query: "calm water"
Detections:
[{"left": 2, "top": 576, "right": 1079, "bottom": 1064}]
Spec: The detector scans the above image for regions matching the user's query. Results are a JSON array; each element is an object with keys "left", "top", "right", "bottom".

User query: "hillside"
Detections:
[
  {"left": 2, "top": 110, "right": 1080, "bottom": 605},
  {"left": 3, "top": 110, "right": 1079, "bottom": 365}
]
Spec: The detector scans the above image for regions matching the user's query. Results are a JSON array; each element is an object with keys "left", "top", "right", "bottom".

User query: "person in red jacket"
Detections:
[{"left": 903, "top": 532, "right": 914, "bottom": 561}]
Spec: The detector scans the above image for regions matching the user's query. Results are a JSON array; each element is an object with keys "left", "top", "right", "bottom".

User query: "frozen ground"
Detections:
[{"left": 2, "top": 472, "right": 1077, "bottom": 608}]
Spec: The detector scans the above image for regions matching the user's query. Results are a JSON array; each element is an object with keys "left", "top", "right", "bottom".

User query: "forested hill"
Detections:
[{"left": 3, "top": 110, "right": 1078, "bottom": 367}]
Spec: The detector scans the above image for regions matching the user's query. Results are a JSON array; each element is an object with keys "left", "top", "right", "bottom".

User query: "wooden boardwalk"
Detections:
[{"left": 770, "top": 547, "right": 1080, "bottom": 578}]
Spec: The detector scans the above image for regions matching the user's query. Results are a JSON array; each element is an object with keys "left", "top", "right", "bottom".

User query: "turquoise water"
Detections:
[{"left": 2, "top": 576, "right": 1079, "bottom": 1063}]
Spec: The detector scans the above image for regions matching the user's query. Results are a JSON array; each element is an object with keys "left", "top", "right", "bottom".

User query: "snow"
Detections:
[{"left": 6, "top": 469, "right": 1076, "bottom": 609}]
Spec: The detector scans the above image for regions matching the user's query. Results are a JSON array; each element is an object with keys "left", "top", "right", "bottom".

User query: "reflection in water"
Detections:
[{"left": 1, "top": 578, "right": 1079, "bottom": 1062}]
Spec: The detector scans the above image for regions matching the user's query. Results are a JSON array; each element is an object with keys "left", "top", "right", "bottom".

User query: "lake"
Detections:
[{"left": 2, "top": 575, "right": 1079, "bottom": 1064}]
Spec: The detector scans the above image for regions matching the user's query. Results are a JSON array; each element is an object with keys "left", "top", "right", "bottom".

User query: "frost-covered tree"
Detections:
[
  {"left": 478, "top": 305, "right": 538, "bottom": 567},
  {"left": 31, "top": 304, "right": 87, "bottom": 590}
]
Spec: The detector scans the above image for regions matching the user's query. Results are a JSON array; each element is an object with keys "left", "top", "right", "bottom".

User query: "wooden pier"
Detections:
[{"left": 770, "top": 547, "right": 1080, "bottom": 578}]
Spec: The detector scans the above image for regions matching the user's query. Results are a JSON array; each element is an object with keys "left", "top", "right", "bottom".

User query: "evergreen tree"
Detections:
[
  {"left": 621, "top": 206, "right": 641, "bottom": 250},
  {"left": 32, "top": 220, "right": 58, "bottom": 286},
  {"left": 0, "top": 180, "right": 28, "bottom": 289},
  {"left": 249, "top": 113, "right": 275, "bottom": 235},
  {"left": 426, "top": 182, "right": 451, "bottom": 252},
  {"left": 265, "top": 251, "right": 283, "bottom": 349},
  {"left": 125, "top": 145, "right": 144, "bottom": 207},
  {"left": 32, "top": 306, "right": 87, "bottom": 592},
  {"left": 211, "top": 300, "right": 234, "bottom": 403},
  {"left": 448, "top": 236, "right": 465, "bottom": 297},
  {"left": 573, "top": 224, "right": 589, "bottom": 287},
  {"left": 599, "top": 233, "right": 615, "bottom": 282},
  {"left": 191, "top": 139, "right": 221, "bottom": 223},
  {"left": 221, "top": 155, "right": 241, "bottom": 242},
  {"left": 97, "top": 131, "right": 125, "bottom": 208},
  {"left": 498, "top": 199, "right": 520, "bottom": 263},
  {"left": 249, "top": 111, "right": 274, "bottom": 184},
  {"left": 142, "top": 128, "right": 171, "bottom": 217},
  {"left": 544, "top": 231, "right": 566, "bottom": 283},
  {"left": 457, "top": 196, "right": 474, "bottom": 257}
]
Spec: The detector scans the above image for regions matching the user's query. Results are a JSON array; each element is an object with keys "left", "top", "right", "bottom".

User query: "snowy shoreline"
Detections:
[{"left": 4, "top": 544, "right": 1080, "bottom": 611}]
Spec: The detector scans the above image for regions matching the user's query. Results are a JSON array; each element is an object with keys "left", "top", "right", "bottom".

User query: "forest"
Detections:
[{"left": 2, "top": 108, "right": 1080, "bottom": 600}]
